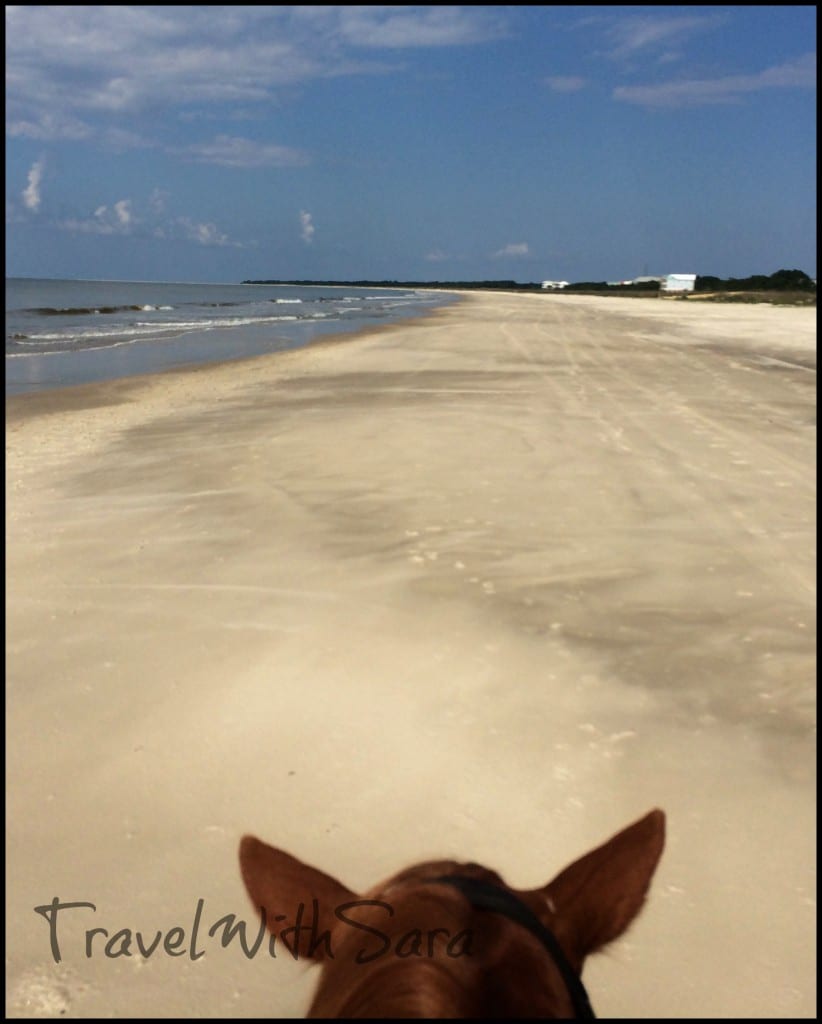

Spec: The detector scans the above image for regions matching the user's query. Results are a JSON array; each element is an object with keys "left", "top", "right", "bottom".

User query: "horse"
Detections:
[{"left": 239, "top": 808, "right": 665, "bottom": 1018}]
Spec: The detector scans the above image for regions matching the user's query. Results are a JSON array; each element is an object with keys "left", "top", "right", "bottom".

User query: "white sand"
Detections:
[{"left": 6, "top": 293, "right": 816, "bottom": 1018}]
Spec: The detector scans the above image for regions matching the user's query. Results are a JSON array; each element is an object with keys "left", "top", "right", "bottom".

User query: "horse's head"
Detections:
[{"left": 239, "top": 808, "right": 665, "bottom": 1017}]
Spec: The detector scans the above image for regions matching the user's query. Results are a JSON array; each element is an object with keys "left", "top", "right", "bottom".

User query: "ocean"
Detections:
[{"left": 5, "top": 278, "right": 454, "bottom": 395}]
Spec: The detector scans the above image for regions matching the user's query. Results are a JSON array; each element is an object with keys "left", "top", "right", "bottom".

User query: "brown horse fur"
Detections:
[{"left": 239, "top": 808, "right": 665, "bottom": 1018}]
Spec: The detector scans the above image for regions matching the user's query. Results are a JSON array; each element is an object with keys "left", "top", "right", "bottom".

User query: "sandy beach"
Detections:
[{"left": 6, "top": 292, "right": 816, "bottom": 1018}]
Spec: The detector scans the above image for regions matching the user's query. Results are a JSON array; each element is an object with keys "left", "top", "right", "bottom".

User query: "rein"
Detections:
[{"left": 431, "top": 875, "right": 596, "bottom": 1019}]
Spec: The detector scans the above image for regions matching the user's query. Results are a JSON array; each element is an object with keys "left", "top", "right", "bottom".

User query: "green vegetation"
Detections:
[
  {"left": 695, "top": 268, "right": 815, "bottom": 293},
  {"left": 562, "top": 281, "right": 660, "bottom": 295},
  {"left": 688, "top": 269, "right": 816, "bottom": 306},
  {"left": 691, "top": 290, "right": 816, "bottom": 306}
]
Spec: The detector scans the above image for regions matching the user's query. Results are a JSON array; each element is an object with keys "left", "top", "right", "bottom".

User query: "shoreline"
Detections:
[
  {"left": 6, "top": 301, "right": 459, "bottom": 422},
  {"left": 5, "top": 280, "right": 458, "bottom": 399},
  {"left": 7, "top": 292, "right": 815, "bottom": 1018},
  {"left": 7, "top": 289, "right": 815, "bottom": 422}
]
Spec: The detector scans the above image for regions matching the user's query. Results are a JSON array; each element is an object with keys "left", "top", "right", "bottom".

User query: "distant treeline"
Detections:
[
  {"left": 557, "top": 269, "right": 816, "bottom": 294},
  {"left": 695, "top": 269, "right": 815, "bottom": 292},
  {"left": 242, "top": 278, "right": 544, "bottom": 291},
  {"left": 243, "top": 269, "right": 815, "bottom": 293},
  {"left": 562, "top": 281, "right": 658, "bottom": 293}
]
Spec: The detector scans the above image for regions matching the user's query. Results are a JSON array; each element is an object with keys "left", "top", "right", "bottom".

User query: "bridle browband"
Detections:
[{"left": 431, "top": 875, "right": 596, "bottom": 1019}]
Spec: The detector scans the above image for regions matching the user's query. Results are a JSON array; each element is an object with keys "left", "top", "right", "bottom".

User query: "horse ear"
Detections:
[
  {"left": 239, "top": 836, "right": 356, "bottom": 960},
  {"left": 543, "top": 809, "right": 665, "bottom": 968}
]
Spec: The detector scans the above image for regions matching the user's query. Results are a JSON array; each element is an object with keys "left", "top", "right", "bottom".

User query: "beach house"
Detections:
[{"left": 662, "top": 273, "right": 697, "bottom": 293}]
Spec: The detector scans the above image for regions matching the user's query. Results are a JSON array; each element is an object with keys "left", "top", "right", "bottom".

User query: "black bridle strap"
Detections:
[{"left": 431, "top": 875, "right": 596, "bottom": 1020}]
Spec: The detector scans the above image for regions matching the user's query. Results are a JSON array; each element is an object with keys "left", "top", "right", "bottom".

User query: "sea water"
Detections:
[{"left": 5, "top": 278, "right": 454, "bottom": 394}]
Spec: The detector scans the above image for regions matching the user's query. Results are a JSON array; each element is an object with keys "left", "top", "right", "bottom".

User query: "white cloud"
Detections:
[
  {"left": 52, "top": 186, "right": 248, "bottom": 248},
  {"left": 184, "top": 220, "right": 227, "bottom": 246},
  {"left": 59, "top": 216, "right": 114, "bottom": 236},
  {"left": 493, "top": 242, "right": 530, "bottom": 259},
  {"left": 425, "top": 249, "right": 449, "bottom": 262},
  {"left": 335, "top": 7, "right": 507, "bottom": 49},
  {"left": 544, "top": 76, "right": 587, "bottom": 94},
  {"left": 300, "top": 210, "right": 315, "bottom": 245},
  {"left": 174, "top": 217, "right": 244, "bottom": 248},
  {"left": 175, "top": 135, "right": 309, "bottom": 169},
  {"left": 103, "top": 127, "right": 155, "bottom": 151},
  {"left": 58, "top": 200, "right": 135, "bottom": 235},
  {"left": 614, "top": 53, "right": 817, "bottom": 108},
  {"left": 149, "top": 188, "right": 169, "bottom": 215},
  {"left": 602, "top": 13, "right": 722, "bottom": 60},
  {"left": 22, "top": 159, "right": 44, "bottom": 211},
  {"left": 114, "top": 200, "right": 132, "bottom": 226},
  {"left": 5, "top": 6, "right": 507, "bottom": 142},
  {"left": 7, "top": 112, "right": 93, "bottom": 141}
]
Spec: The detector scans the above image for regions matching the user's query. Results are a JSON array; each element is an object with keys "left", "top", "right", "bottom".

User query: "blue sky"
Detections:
[{"left": 6, "top": 5, "right": 817, "bottom": 284}]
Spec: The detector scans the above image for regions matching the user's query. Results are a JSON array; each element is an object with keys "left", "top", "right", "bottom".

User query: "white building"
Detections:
[
  {"left": 662, "top": 274, "right": 697, "bottom": 293},
  {"left": 541, "top": 280, "right": 569, "bottom": 290}
]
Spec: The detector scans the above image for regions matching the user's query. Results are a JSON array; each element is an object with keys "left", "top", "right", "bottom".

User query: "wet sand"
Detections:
[{"left": 6, "top": 292, "right": 816, "bottom": 1018}]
